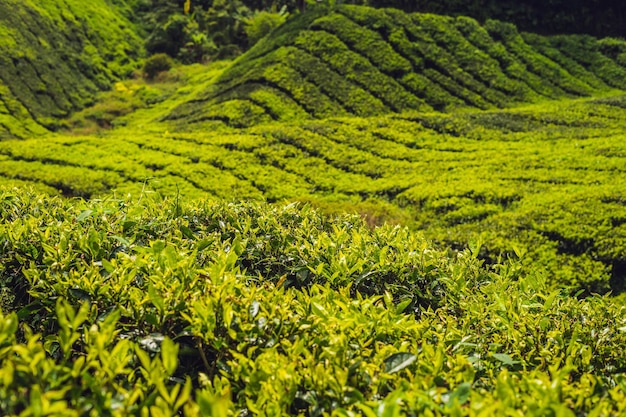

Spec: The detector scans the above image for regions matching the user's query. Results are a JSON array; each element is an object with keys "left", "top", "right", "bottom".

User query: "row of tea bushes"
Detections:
[
  {"left": 1, "top": 190, "right": 626, "bottom": 415},
  {"left": 1, "top": 94, "right": 626, "bottom": 291},
  {"left": 167, "top": 5, "right": 626, "bottom": 127}
]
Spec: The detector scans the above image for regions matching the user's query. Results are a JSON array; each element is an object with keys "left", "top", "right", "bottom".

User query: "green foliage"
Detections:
[
  {"left": 0, "top": 300, "right": 192, "bottom": 415},
  {"left": 2, "top": 5, "right": 626, "bottom": 411},
  {"left": 3, "top": 90, "right": 626, "bottom": 292},
  {"left": 64, "top": 80, "right": 173, "bottom": 133},
  {"left": 143, "top": 53, "right": 175, "bottom": 80},
  {"left": 0, "top": 190, "right": 625, "bottom": 414},
  {"left": 523, "top": 33, "right": 626, "bottom": 91},
  {"left": 243, "top": 7, "right": 290, "bottom": 46},
  {"left": 3, "top": 2, "right": 626, "bottom": 138},
  {"left": 142, "top": 0, "right": 252, "bottom": 62},
  {"left": 168, "top": 4, "right": 626, "bottom": 126},
  {"left": 0, "top": 0, "right": 143, "bottom": 138},
  {"left": 368, "top": 0, "right": 626, "bottom": 39}
]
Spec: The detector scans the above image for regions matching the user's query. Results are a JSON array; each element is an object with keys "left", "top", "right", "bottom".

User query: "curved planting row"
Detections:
[
  {"left": 2, "top": 96, "right": 626, "bottom": 292},
  {"left": 166, "top": 5, "right": 626, "bottom": 127}
]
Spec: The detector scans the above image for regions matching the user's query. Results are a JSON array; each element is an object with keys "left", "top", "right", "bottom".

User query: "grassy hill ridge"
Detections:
[
  {"left": 166, "top": 4, "right": 626, "bottom": 128},
  {"left": 0, "top": 0, "right": 143, "bottom": 139}
]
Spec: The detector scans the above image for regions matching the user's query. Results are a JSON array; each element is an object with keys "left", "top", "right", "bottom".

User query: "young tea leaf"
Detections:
[
  {"left": 148, "top": 284, "right": 165, "bottom": 313},
  {"left": 76, "top": 209, "right": 93, "bottom": 222},
  {"left": 249, "top": 300, "right": 260, "bottom": 318},
  {"left": 384, "top": 352, "right": 417, "bottom": 374},
  {"left": 492, "top": 353, "right": 519, "bottom": 367},
  {"left": 161, "top": 337, "right": 179, "bottom": 376},
  {"left": 111, "top": 235, "right": 131, "bottom": 247},
  {"left": 395, "top": 298, "right": 412, "bottom": 314},
  {"left": 180, "top": 225, "right": 195, "bottom": 240}
]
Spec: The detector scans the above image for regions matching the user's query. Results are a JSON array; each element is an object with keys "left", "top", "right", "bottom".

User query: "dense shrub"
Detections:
[
  {"left": 243, "top": 8, "right": 289, "bottom": 46},
  {"left": 142, "top": 53, "right": 174, "bottom": 80},
  {"left": 1, "top": 190, "right": 626, "bottom": 415}
]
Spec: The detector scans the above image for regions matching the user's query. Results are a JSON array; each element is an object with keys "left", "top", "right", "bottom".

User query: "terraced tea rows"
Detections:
[
  {"left": 0, "top": 0, "right": 141, "bottom": 138},
  {"left": 2, "top": 93, "right": 626, "bottom": 292},
  {"left": 167, "top": 5, "right": 626, "bottom": 127}
]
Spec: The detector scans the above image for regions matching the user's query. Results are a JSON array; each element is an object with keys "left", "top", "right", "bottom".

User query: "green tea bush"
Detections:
[
  {"left": 143, "top": 53, "right": 175, "bottom": 80},
  {"left": 1, "top": 189, "right": 626, "bottom": 415}
]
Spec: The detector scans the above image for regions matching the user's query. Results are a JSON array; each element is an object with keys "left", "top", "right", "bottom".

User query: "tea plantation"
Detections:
[
  {"left": 1, "top": 2, "right": 626, "bottom": 416},
  {"left": 167, "top": 6, "right": 626, "bottom": 126}
]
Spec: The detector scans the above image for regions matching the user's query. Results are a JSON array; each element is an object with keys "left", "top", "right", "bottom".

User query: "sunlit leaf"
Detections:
[
  {"left": 384, "top": 352, "right": 417, "bottom": 374},
  {"left": 492, "top": 353, "right": 519, "bottom": 367},
  {"left": 76, "top": 209, "right": 93, "bottom": 222},
  {"left": 249, "top": 300, "right": 260, "bottom": 318},
  {"left": 161, "top": 337, "right": 179, "bottom": 376},
  {"left": 139, "top": 333, "right": 164, "bottom": 354}
]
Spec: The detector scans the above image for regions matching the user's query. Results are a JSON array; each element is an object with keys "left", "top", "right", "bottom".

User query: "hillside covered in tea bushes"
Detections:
[
  {"left": 2, "top": 88, "right": 626, "bottom": 294},
  {"left": 2, "top": 2, "right": 626, "bottom": 415},
  {"left": 167, "top": 5, "right": 626, "bottom": 127},
  {"left": 0, "top": 0, "right": 142, "bottom": 138}
]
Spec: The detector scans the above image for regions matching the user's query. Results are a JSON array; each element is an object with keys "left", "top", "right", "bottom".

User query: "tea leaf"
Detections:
[
  {"left": 68, "top": 288, "right": 91, "bottom": 303},
  {"left": 446, "top": 382, "right": 471, "bottom": 407},
  {"left": 249, "top": 300, "right": 260, "bottom": 319},
  {"left": 76, "top": 210, "right": 93, "bottom": 222},
  {"left": 492, "top": 353, "right": 519, "bottom": 367},
  {"left": 384, "top": 352, "right": 417, "bottom": 374}
]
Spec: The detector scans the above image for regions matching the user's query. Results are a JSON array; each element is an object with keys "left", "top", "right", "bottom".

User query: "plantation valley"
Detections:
[{"left": 1, "top": 0, "right": 626, "bottom": 415}]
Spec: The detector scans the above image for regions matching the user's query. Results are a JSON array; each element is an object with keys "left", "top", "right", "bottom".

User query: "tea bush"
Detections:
[
  {"left": 143, "top": 54, "right": 175, "bottom": 80},
  {"left": 243, "top": 8, "right": 290, "bottom": 47},
  {"left": 0, "top": 189, "right": 625, "bottom": 415}
]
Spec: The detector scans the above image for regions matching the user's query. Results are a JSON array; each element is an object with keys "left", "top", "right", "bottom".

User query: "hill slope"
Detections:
[
  {"left": 1, "top": 92, "right": 626, "bottom": 293},
  {"left": 1, "top": 5, "right": 626, "bottom": 293},
  {"left": 0, "top": 0, "right": 142, "bottom": 138},
  {"left": 166, "top": 5, "right": 626, "bottom": 127}
]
